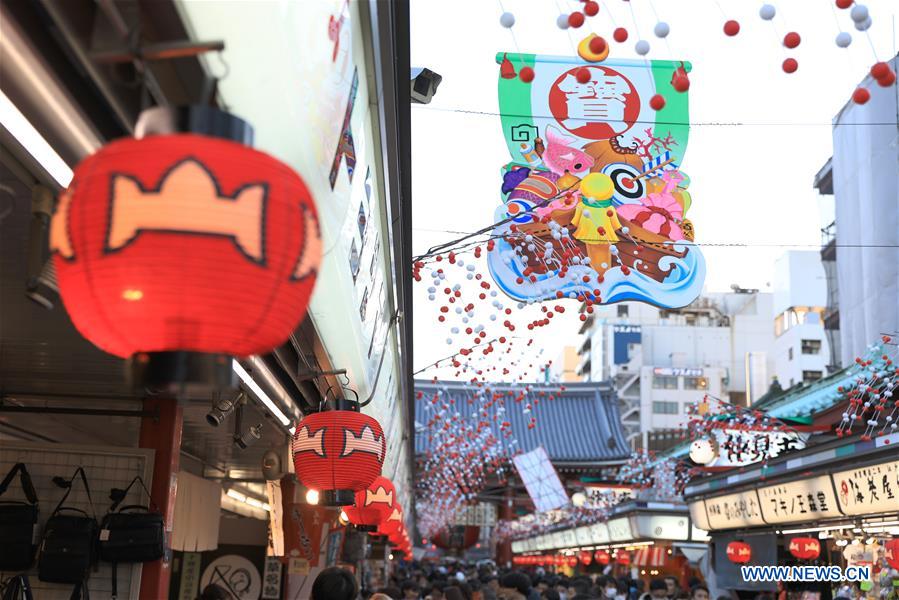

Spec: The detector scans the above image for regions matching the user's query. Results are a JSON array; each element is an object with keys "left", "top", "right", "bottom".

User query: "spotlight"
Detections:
[
  {"left": 339, "top": 510, "right": 350, "bottom": 526},
  {"left": 410, "top": 67, "right": 442, "bottom": 104},
  {"left": 234, "top": 423, "right": 262, "bottom": 449},
  {"left": 207, "top": 392, "right": 244, "bottom": 426},
  {"left": 306, "top": 489, "right": 320, "bottom": 505}
]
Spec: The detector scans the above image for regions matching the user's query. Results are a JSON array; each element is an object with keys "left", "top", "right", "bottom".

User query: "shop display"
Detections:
[
  {"left": 0, "top": 462, "right": 39, "bottom": 571},
  {"left": 38, "top": 467, "right": 99, "bottom": 590}
]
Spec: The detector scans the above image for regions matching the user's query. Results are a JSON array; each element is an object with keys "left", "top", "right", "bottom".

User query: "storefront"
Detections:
[{"left": 686, "top": 433, "right": 899, "bottom": 597}]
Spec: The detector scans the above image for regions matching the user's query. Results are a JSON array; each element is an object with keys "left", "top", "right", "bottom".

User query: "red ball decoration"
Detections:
[
  {"left": 568, "top": 11, "right": 585, "bottom": 28},
  {"left": 292, "top": 408, "right": 386, "bottom": 505},
  {"left": 576, "top": 68, "right": 591, "bottom": 84},
  {"left": 519, "top": 66, "right": 535, "bottom": 83},
  {"left": 726, "top": 541, "right": 752, "bottom": 564},
  {"left": 877, "top": 70, "right": 896, "bottom": 86},
  {"left": 871, "top": 62, "right": 890, "bottom": 79},
  {"left": 589, "top": 36, "right": 607, "bottom": 54},
  {"left": 613, "top": 27, "right": 629, "bottom": 43},
  {"left": 852, "top": 87, "right": 870, "bottom": 104},
  {"left": 671, "top": 65, "right": 690, "bottom": 92},
  {"left": 50, "top": 134, "right": 320, "bottom": 359},
  {"left": 835, "top": 0, "right": 853, "bottom": 8},
  {"left": 649, "top": 94, "right": 666, "bottom": 111},
  {"left": 784, "top": 32, "right": 801, "bottom": 48},
  {"left": 782, "top": 58, "right": 798, "bottom": 73},
  {"left": 723, "top": 20, "right": 741, "bottom": 36},
  {"left": 342, "top": 476, "right": 395, "bottom": 532},
  {"left": 583, "top": 1, "right": 599, "bottom": 17}
]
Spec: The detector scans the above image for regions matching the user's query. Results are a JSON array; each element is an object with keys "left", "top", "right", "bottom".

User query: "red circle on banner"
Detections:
[{"left": 548, "top": 65, "right": 641, "bottom": 140}]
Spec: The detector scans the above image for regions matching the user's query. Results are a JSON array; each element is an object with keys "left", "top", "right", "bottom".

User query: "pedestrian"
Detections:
[
  {"left": 311, "top": 567, "right": 359, "bottom": 600},
  {"left": 691, "top": 585, "right": 709, "bottom": 600}
]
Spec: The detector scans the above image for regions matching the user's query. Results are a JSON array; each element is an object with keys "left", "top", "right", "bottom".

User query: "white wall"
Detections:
[{"left": 831, "top": 57, "right": 899, "bottom": 365}]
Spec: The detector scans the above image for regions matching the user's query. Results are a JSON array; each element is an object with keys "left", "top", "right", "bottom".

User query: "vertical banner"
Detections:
[{"left": 489, "top": 54, "right": 705, "bottom": 308}]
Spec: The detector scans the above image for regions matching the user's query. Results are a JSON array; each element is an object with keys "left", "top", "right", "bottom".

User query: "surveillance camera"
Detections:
[
  {"left": 207, "top": 391, "right": 244, "bottom": 427},
  {"left": 411, "top": 67, "right": 442, "bottom": 104},
  {"left": 234, "top": 423, "right": 262, "bottom": 450}
]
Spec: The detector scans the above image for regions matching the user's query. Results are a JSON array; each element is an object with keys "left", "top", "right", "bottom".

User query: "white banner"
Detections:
[
  {"left": 757, "top": 475, "right": 842, "bottom": 524},
  {"left": 833, "top": 459, "right": 899, "bottom": 516},
  {"left": 704, "top": 490, "right": 766, "bottom": 529}
]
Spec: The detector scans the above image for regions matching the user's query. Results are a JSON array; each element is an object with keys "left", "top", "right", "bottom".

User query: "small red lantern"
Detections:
[
  {"left": 566, "top": 555, "right": 578, "bottom": 567},
  {"left": 51, "top": 114, "right": 320, "bottom": 364},
  {"left": 616, "top": 552, "right": 631, "bottom": 566},
  {"left": 594, "top": 550, "right": 611, "bottom": 565},
  {"left": 342, "top": 476, "right": 395, "bottom": 532},
  {"left": 726, "top": 541, "right": 752, "bottom": 564},
  {"left": 292, "top": 406, "right": 385, "bottom": 505},
  {"left": 884, "top": 539, "right": 899, "bottom": 570},
  {"left": 788, "top": 537, "right": 821, "bottom": 560},
  {"left": 579, "top": 551, "right": 592, "bottom": 565},
  {"left": 379, "top": 506, "right": 404, "bottom": 537}
]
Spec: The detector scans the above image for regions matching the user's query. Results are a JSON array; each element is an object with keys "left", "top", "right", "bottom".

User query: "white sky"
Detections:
[{"left": 409, "top": 0, "right": 898, "bottom": 376}]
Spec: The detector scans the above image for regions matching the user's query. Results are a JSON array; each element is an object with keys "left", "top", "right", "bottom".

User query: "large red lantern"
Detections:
[
  {"left": 595, "top": 550, "right": 611, "bottom": 565},
  {"left": 51, "top": 121, "right": 320, "bottom": 363},
  {"left": 579, "top": 551, "right": 592, "bottom": 565},
  {"left": 432, "top": 526, "right": 480, "bottom": 550},
  {"left": 726, "top": 541, "right": 752, "bottom": 564},
  {"left": 566, "top": 555, "right": 579, "bottom": 567},
  {"left": 292, "top": 407, "right": 385, "bottom": 505},
  {"left": 379, "top": 506, "right": 404, "bottom": 537},
  {"left": 616, "top": 552, "right": 631, "bottom": 566},
  {"left": 342, "top": 476, "right": 395, "bottom": 532},
  {"left": 884, "top": 539, "right": 899, "bottom": 570},
  {"left": 788, "top": 537, "right": 821, "bottom": 560}
]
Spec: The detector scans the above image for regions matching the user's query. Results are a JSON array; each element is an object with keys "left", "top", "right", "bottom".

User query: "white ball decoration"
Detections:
[
  {"left": 653, "top": 21, "right": 670, "bottom": 38},
  {"left": 635, "top": 40, "right": 650, "bottom": 55},
  {"left": 499, "top": 12, "right": 516, "bottom": 28},
  {"left": 854, "top": 17, "right": 872, "bottom": 31},
  {"left": 571, "top": 492, "right": 587, "bottom": 507},
  {"left": 556, "top": 14, "right": 570, "bottom": 29},
  {"left": 850, "top": 4, "right": 869, "bottom": 22},
  {"left": 759, "top": 4, "right": 776, "bottom": 20},
  {"left": 689, "top": 438, "right": 718, "bottom": 465},
  {"left": 836, "top": 32, "right": 852, "bottom": 47}
]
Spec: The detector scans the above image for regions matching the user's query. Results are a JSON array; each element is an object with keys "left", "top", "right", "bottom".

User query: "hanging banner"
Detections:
[
  {"left": 488, "top": 54, "right": 704, "bottom": 308},
  {"left": 833, "top": 459, "right": 899, "bottom": 516},
  {"left": 757, "top": 475, "right": 842, "bottom": 524},
  {"left": 513, "top": 447, "right": 570, "bottom": 512}
]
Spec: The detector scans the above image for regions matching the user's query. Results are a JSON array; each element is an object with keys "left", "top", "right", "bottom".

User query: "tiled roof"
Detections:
[{"left": 414, "top": 380, "right": 631, "bottom": 463}]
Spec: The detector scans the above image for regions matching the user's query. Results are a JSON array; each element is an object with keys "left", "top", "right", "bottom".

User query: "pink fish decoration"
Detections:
[{"left": 541, "top": 125, "right": 594, "bottom": 176}]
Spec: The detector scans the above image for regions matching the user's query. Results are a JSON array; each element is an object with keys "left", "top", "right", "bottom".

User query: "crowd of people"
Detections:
[{"left": 309, "top": 562, "right": 714, "bottom": 600}]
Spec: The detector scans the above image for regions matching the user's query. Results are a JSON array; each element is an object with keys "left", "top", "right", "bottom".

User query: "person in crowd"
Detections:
[
  {"left": 380, "top": 586, "right": 403, "bottom": 599},
  {"left": 645, "top": 579, "right": 670, "bottom": 600},
  {"left": 665, "top": 577, "right": 681, "bottom": 599},
  {"left": 372, "top": 595, "right": 395, "bottom": 600},
  {"left": 542, "top": 590, "right": 561, "bottom": 600},
  {"left": 427, "top": 582, "right": 447, "bottom": 600},
  {"left": 568, "top": 578, "right": 592, "bottom": 599},
  {"left": 404, "top": 581, "right": 423, "bottom": 600},
  {"left": 198, "top": 584, "right": 229, "bottom": 600},
  {"left": 311, "top": 567, "right": 359, "bottom": 600},
  {"left": 554, "top": 578, "right": 571, "bottom": 600},
  {"left": 498, "top": 572, "right": 533, "bottom": 600},
  {"left": 691, "top": 585, "right": 710, "bottom": 600},
  {"left": 445, "top": 586, "right": 467, "bottom": 600}
]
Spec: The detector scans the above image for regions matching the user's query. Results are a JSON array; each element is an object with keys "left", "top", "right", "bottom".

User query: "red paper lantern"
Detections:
[
  {"left": 594, "top": 550, "right": 611, "bottom": 565},
  {"left": 379, "top": 506, "right": 404, "bottom": 536},
  {"left": 51, "top": 133, "right": 320, "bottom": 359},
  {"left": 432, "top": 526, "right": 480, "bottom": 550},
  {"left": 885, "top": 539, "right": 899, "bottom": 570},
  {"left": 342, "top": 476, "right": 395, "bottom": 532},
  {"left": 726, "top": 541, "right": 752, "bottom": 563},
  {"left": 566, "top": 555, "right": 578, "bottom": 567},
  {"left": 579, "top": 551, "right": 593, "bottom": 565},
  {"left": 616, "top": 552, "right": 631, "bottom": 566},
  {"left": 292, "top": 408, "right": 385, "bottom": 505},
  {"left": 788, "top": 537, "right": 821, "bottom": 560}
]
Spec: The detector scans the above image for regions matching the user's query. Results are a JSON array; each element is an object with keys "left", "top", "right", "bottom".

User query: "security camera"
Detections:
[
  {"left": 207, "top": 391, "right": 244, "bottom": 427},
  {"left": 234, "top": 423, "right": 262, "bottom": 450},
  {"left": 411, "top": 67, "right": 442, "bottom": 104}
]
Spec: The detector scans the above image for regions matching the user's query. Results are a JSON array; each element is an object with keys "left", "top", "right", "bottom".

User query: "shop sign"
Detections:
[
  {"left": 631, "top": 514, "right": 690, "bottom": 541},
  {"left": 512, "top": 541, "right": 525, "bottom": 554},
  {"left": 550, "top": 531, "right": 567, "bottom": 549},
  {"left": 704, "top": 490, "right": 765, "bottom": 530},
  {"left": 574, "top": 525, "right": 593, "bottom": 546},
  {"left": 653, "top": 367, "right": 703, "bottom": 377},
  {"left": 588, "top": 522, "right": 611, "bottom": 544},
  {"left": 688, "top": 500, "right": 710, "bottom": 531},
  {"left": 833, "top": 459, "right": 899, "bottom": 516},
  {"left": 452, "top": 502, "right": 497, "bottom": 526},
  {"left": 607, "top": 517, "right": 633, "bottom": 542},
  {"left": 559, "top": 528, "right": 578, "bottom": 548},
  {"left": 757, "top": 475, "right": 842, "bottom": 524},
  {"left": 584, "top": 484, "right": 634, "bottom": 508},
  {"left": 706, "top": 429, "right": 807, "bottom": 468},
  {"left": 690, "top": 525, "right": 710, "bottom": 542}
]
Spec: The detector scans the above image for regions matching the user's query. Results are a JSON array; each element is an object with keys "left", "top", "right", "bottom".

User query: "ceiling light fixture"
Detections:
[
  {"left": 232, "top": 359, "right": 291, "bottom": 427},
  {"left": 0, "top": 90, "right": 73, "bottom": 187}
]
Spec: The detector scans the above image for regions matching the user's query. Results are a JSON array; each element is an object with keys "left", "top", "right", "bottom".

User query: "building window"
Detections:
[
  {"left": 802, "top": 370, "right": 823, "bottom": 383},
  {"left": 653, "top": 375, "right": 678, "bottom": 389},
  {"left": 788, "top": 347, "right": 793, "bottom": 361},
  {"left": 683, "top": 376, "right": 708, "bottom": 390},
  {"left": 801, "top": 339, "right": 822, "bottom": 355},
  {"left": 617, "top": 304, "right": 629, "bottom": 318},
  {"left": 652, "top": 401, "right": 678, "bottom": 415}
]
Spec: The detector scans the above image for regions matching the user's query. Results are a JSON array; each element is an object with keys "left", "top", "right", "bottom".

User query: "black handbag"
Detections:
[
  {"left": 37, "top": 467, "right": 98, "bottom": 594},
  {"left": 0, "top": 463, "right": 39, "bottom": 571},
  {"left": 99, "top": 476, "right": 164, "bottom": 599}
]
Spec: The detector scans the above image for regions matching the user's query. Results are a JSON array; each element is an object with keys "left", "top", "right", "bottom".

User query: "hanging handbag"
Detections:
[
  {"left": 37, "top": 467, "right": 98, "bottom": 590},
  {"left": 99, "top": 476, "right": 164, "bottom": 599},
  {"left": 0, "top": 463, "right": 39, "bottom": 571}
]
